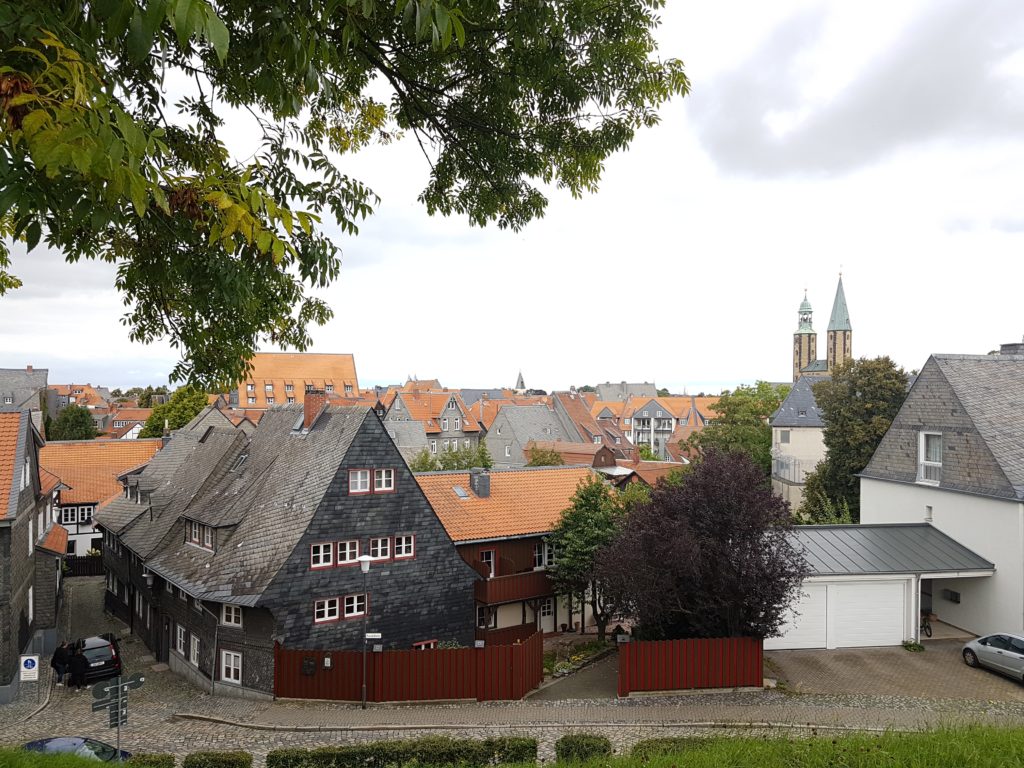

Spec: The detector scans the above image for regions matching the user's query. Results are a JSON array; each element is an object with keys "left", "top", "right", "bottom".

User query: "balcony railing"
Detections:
[{"left": 475, "top": 569, "right": 554, "bottom": 605}]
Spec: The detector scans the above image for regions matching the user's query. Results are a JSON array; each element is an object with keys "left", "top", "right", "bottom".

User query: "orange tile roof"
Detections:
[
  {"left": 39, "top": 467, "right": 63, "bottom": 495},
  {"left": 617, "top": 459, "right": 689, "bottom": 487},
  {"left": 40, "top": 439, "right": 163, "bottom": 505},
  {"left": 415, "top": 466, "right": 593, "bottom": 542},
  {"left": 111, "top": 408, "right": 152, "bottom": 422},
  {"left": 37, "top": 524, "right": 68, "bottom": 556},
  {"left": 591, "top": 400, "right": 627, "bottom": 419},
  {"left": 393, "top": 391, "right": 481, "bottom": 433},
  {"left": 239, "top": 353, "right": 360, "bottom": 408},
  {"left": 0, "top": 412, "right": 22, "bottom": 520}
]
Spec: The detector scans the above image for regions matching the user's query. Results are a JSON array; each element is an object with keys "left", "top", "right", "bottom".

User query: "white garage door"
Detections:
[
  {"left": 764, "top": 583, "right": 826, "bottom": 649},
  {"left": 831, "top": 581, "right": 905, "bottom": 648},
  {"left": 765, "top": 579, "right": 908, "bottom": 650}
]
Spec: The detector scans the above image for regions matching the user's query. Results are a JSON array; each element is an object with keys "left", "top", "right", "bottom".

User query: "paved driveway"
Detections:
[{"left": 767, "top": 640, "right": 1024, "bottom": 701}]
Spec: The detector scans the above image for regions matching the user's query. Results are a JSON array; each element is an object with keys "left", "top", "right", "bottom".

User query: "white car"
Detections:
[{"left": 962, "top": 633, "right": 1024, "bottom": 681}]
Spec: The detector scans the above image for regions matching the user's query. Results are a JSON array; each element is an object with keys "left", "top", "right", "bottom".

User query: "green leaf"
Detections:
[
  {"left": 205, "top": 11, "right": 230, "bottom": 63},
  {"left": 25, "top": 221, "right": 41, "bottom": 251}
]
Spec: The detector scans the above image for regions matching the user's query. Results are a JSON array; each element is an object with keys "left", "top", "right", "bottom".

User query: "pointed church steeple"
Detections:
[
  {"left": 826, "top": 274, "right": 853, "bottom": 372},
  {"left": 515, "top": 371, "right": 525, "bottom": 391},
  {"left": 793, "top": 290, "right": 817, "bottom": 382}
]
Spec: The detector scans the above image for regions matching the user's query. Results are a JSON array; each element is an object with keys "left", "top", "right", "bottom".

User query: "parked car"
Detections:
[
  {"left": 24, "top": 736, "right": 132, "bottom": 761},
  {"left": 74, "top": 633, "right": 123, "bottom": 682},
  {"left": 962, "top": 633, "right": 1024, "bottom": 681}
]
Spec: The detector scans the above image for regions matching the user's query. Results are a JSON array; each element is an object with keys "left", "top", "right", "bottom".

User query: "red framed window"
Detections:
[
  {"left": 394, "top": 535, "right": 415, "bottom": 559},
  {"left": 348, "top": 470, "right": 371, "bottom": 494},
  {"left": 369, "top": 537, "right": 390, "bottom": 560},
  {"left": 374, "top": 468, "right": 395, "bottom": 492},
  {"left": 337, "top": 539, "right": 359, "bottom": 564},
  {"left": 314, "top": 598, "right": 339, "bottom": 623},
  {"left": 344, "top": 594, "right": 367, "bottom": 618},
  {"left": 310, "top": 542, "right": 334, "bottom": 568}
]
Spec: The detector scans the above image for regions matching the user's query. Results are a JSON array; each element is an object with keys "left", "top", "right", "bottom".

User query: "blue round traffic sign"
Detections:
[{"left": 23, "top": 658, "right": 36, "bottom": 670}]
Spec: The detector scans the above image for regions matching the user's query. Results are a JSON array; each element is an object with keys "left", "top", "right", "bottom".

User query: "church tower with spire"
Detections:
[
  {"left": 792, "top": 291, "right": 817, "bottom": 382},
  {"left": 826, "top": 275, "right": 852, "bottom": 372}
]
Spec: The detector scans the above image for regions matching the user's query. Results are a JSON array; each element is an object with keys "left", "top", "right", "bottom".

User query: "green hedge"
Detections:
[
  {"left": 182, "top": 751, "right": 251, "bottom": 768},
  {"left": 631, "top": 738, "right": 709, "bottom": 760},
  {"left": 266, "top": 736, "right": 538, "bottom": 768},
  {"left": 127, "top": 755, "right": 176, "bottom": 768},
  {"left": 554, "top": 734, "right": 613, "bottom": 763}
]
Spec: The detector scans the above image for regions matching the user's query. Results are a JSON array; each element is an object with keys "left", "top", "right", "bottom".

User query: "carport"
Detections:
[{"left": 765, "top": 523, "right": 994, "bottom": 650}]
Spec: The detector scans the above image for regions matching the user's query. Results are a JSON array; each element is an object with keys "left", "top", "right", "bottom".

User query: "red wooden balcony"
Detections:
[{"left": 474, "top": 569, "right": 553, "bottom": 605}]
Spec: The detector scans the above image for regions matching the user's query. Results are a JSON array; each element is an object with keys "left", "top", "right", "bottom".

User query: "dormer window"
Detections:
[
  {"left": 3, "top": 396, "right": 11, "bottom": 405},
  {"left": 918, "top": 432, "right": 942, "bottom": 485},
  {"left": 448, "top": 399, "right": 456, "bottom": 411},
  {"left": 246, "top": 383, "right": 255, "bottom": 392},
  {"left": 325, "top": 384, "right": 334, "bottom": 393},
  {"left": 264, "top": 383, "right": 273, "bottom": 392}
]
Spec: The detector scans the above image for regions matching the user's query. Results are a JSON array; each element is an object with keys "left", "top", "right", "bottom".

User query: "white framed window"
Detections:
[
  {"left": 656, "top": 410, "right": 663, "bottom": 417},
  {"left": 61, "top": 507, "right": 77, "bottom": 525},
  {"left": 246, "top": 383, "right": 255, "bottom": 392},
  {"left": 135, "top": 591, "right": 143, "bottom": 616},
  {"left": 27, "top": 585, "right": 33, "bottom": 624},
  {"left": 624, "top": 418, "right": 631, "bottom": 425},
  {"left": 348, "top": 469, "right": 371, "bottom": 494},
  {"left": 443, "top": 439, "right": 450, "bottom": 451},
  {"left": 285, "top": 384, "right": 294, "bottom": 392},
  {"left": 540, "top": 598, "right": 554, "bottom": 617},
  {"left": 496, "top": 426, "right": 502, "bottom": 436},
  {"left": 325, "top": 384, "right": 334, "bottom": 393},
  {"left": 545, "top": 541, "right": 555, "bottom": 565},
  {"left": 593, "top": 435, "right": 602, "bottom": 444},
  {"left": 264, "top": 384, "right": 273, "bottom": 392},
  {"left": 642, "top": 410, "right": 649, "bottom": 417},
  {"left": 476, "top": 606, "right": 496, "bottom": 628},
  {"left": 247, "top": 397, "right": 256, "bottom": 405},
  {"left": 454, "top": 418, "right": 460, "bottom": 431},
  {"left": 314, "top": 598, "right": 340, "bottom": 623},
  {"left": 442, "top": 418, "right": 449, "bottom": 431},
  {"left": 165, "top": 579, "right": 174, "bottom": 594},
  {"left": 344, "top": 384, "right": 353, "bottom": 395},
  {"left": 177, "top": 587, "right": 187, "bottom": 601},
  {"left": 311, "top": 542, "right": 334, "bottom": 568},
  {"left": 344, "top": 594, "right": 367, "bottom": 618},
  {"left": 918, "top": 432, "right": 942, "bottom": 484},
  {"left": 338, "top": 540, "right": 359, "bottom": 564},
  {"left": 394, "top": 535, "right": 415, "bottom": 559},
  {"left": 533, "top": 542, "right": 545, "bottom": 568},
  {"left": 479, "top": 549, "right": 495, "bottom": 578},
  {"left": 192, "top": 596, "right": 203, "bottom": 614},
  {"left": 3, "top": 396, "right": 11, "bottom": 405},
  {"left": 176, "top": 624, "right": 186, "bottom": 654},
  {"left": 189, "top": 520, "right": 200, "bottom": 543},
  {"left": 287, "top": 397, "right": 295, "bottom": 403},
  {"left": 189, "top": 634, "right": 200, "bottom": 666},
  {"left": 430, "top": 440, "right": 437, "bottom": 454},
  {"left": 221, "top": 650, "right": 242, "bottom": 684},
  {"left": 266, "top": 396, "right": 275, "bottom": 405},
  {"left": 203, "top": 525, "right": 213, "bottom": 548},
  {"left": 448, "top": 399, "right": 456, "bottom": 411},
  {"left": 504, "top": 445, "right": 511, "bottom": 458},
  {"left": 221, "top": 604, "right": 243, "bottom": 627},
  {"left": 374, "top": 468, "right": 395, "bottom": 492},
  {"left": 464, "top": 439, "right": 470, "bottom": 449},
  {"left": 780, "top": 430, "right": 791, "bottom": 444},
  {"left": 369, "top": 537, "right": 390, "bottom": 560}
]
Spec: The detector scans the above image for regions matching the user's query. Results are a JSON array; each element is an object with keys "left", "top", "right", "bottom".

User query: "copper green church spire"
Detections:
[{"left": 828, "top": 275, "right": 851, "bottom": 332}]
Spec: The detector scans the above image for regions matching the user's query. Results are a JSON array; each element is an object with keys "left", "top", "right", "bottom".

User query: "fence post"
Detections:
[{"left": 616, "top": 635, "right": 630, "bottom": 697}]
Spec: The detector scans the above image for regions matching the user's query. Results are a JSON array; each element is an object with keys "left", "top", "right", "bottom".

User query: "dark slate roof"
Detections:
[
  {"left": 0, "top": 368, "right": 48, "bottom": 411},
  {"left": 459, "top": 389, "right": 506, "bottom": 406},
  {"left": 145, "top": 406, "right": 369, "bottom": 605},
  {"left": 771, "top": 376, "right": 828, "bottom": 428},
  {"left": 792, "top": 523, "right": 993, "bottom": 576},
  {"left": 932, "top": 354, "right": 1024, "bottom": 500},
  {"left": 501, "top": 405, "right": 576, "bottom": 444}
]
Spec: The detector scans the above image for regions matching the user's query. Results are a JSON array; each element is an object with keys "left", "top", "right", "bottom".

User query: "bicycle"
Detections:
[{"left": 920, "top": 611, "right": 933, "bottom": 638}]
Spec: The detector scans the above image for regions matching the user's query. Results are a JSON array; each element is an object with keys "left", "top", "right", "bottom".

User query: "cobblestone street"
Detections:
[{"left": 5, "top": 578, "right": 1024, "bottom": 766}]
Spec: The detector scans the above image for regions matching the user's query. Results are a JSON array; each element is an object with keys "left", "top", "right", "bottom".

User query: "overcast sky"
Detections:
[{"left": 2, "top": 0, "right": 1023, "bottom": 394}]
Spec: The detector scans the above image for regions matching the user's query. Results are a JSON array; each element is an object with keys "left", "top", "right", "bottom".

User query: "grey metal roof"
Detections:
[
  {"left": 801, "top": 360, "right": 830, "bottom": 373},
  {"left": 771, "top": 376, "right": 827, "bottom": 428},
  {"left": 792, "top": 523, "right": 993, "bottom": 576}
]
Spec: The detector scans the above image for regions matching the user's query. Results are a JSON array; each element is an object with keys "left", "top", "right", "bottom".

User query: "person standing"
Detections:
[
  {"left": 49, "top": 642, "right": 69, "bottom": 687},
  {"left": 68, "top": 648, "right": 88, "bottom": 691}
]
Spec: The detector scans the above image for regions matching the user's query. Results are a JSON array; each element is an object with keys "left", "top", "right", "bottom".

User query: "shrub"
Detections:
[
  {"left": 182, "top": 752, "right": 252, "bottom": 768},
  {"left": 127, "top": 756, "right": 176, "bottom": 768},
  {"left": 631, "top": 738, "right": 709, "bottom": 760},
  {"left": 555, "top": 734, "right": 612, "bottom": 762},
  {"left": 266, "top": 737, "right": 539, "bottom": 768}
]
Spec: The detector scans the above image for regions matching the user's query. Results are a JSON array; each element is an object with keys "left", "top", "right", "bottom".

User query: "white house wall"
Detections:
[
  {"left": 771, "top": 426, "right": 824, "bottom": 511},
  {"left": 860, "top": 477, "right": 1023, "bottom": 635}
]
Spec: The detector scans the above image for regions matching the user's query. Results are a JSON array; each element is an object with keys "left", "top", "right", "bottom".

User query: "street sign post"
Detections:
[
  {"left": 19, "top": 655, "right": 39, "bottom": 682},
  {"left": 90, "top": 674, "right": 145, "bottom": 757}
]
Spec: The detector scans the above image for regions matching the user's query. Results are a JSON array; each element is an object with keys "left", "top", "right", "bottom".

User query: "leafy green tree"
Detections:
[
  {"left": 474, "top": 440, "right": 493, "bottom": 470},
  {"left": 656, "top": 387, "right": 670, "bottom": 397},
  {"left": 49, "top": 404, "right": 97, "bottom": 440},
  {"left": 576, "top": 385, "right": 597, "bottom": 394},
  {"left": 683, "top": 381, "right": 790, "bottom": 477},
  {"left": 137, "top": 386, "right": 169, "bottom": 408},
  {"left": 138, "top": 386, "right": 208, "bottom": 437},
  {"left": 548, "top": 477, "right": 624, "bottom": 642},
  {"left": 408, "top": 448, "right": 439, "bottom": 472},
  {"left": 526, "top": 446, "right": 564, "bottom": 467},
  {"left": 799, "top": 357, "right": 908, "bottom": 522},
  {"left": 1, "top": 1, "right": 688, "bottom": 387},
  {"left": 637, "top": 444, "right": 659, "bottom": 461}
]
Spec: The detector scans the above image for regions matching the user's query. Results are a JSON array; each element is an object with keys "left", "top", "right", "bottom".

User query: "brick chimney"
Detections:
[
  {"left": 304, "top": 389, "right": 328, "bottom": 430},
  {"left": 25, "top": 365, "right": 32, "bottom": 373},
  {"left": 469, "top": 467, "right": 490, "bottom": 498}
]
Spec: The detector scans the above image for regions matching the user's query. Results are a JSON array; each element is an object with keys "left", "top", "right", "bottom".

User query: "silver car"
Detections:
[{"left": 962, "top": 633, "right": 1024, "bottom": 681}]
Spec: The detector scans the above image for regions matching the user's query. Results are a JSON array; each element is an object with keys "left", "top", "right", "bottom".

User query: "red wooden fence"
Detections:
[
  {"left": 617, "top": 637, "right": 763, "bottom": 696},
  {"left": 475, "top": 622, "right": 537, "bottom": 645},
  {"left": 274, "top": 631, "right": 543, "bottom": 702}
]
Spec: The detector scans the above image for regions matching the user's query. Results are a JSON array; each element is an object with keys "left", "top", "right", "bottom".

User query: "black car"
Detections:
[
  {"left": 24, "top": 737, "right": 132, "bottom": 761},
  {"left": 73, "top": 634, "right": 123, "bottom": 682}
]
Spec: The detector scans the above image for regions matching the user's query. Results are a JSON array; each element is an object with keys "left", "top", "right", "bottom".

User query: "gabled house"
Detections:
[
  {"left": 94, "top": 396, "right": 477, "bottom": 698},
  {"left": 485, "top": 405, "right": 578, "bottom": 468},
  {"left": 0, "top": 366, "right": 48, "bottom": 432},
  {"left": 384, "top": 390, "right": 482, "bottom": 455},
  {"left": 523, "top": 441, "right": 617, "bottom": 468},
  {"left": 551, "top": 391, "right": 630, "bottom": 458},
  {"left": 416, "top": 466, "right": 596, "bottom": 639},
  {"left": 0, "top": 410, "right": 66, "bottom": 704},
  {"left": 39, "top": 439, "right": 163, "bottom": 556},
  {"left": 860, "top": 351, "right": 1024, "bottom": 636},
  {"left": 770, "top": 376, "right": 828, "bottom": 511},
  {"left": 108, "top": 407, "right": 153, "bottom": 439},
  {"left": 235, "top": 352, "right": 360, "bottom": 408}
]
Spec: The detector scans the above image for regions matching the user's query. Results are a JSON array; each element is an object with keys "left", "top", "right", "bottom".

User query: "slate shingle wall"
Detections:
[
  {"left": 2, "top": 490, "right": 37, "bottom": 685},
  {"left": 862, "top": 357, "right": 1015, "bottom": 498},
  {"left": 262, "top": 415, "right": 477, "bottom": 651}
]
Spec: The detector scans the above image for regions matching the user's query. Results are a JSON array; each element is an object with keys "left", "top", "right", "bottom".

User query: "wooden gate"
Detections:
[
  {"left": 617, "top": 636, "right": 763, "bottom": 696},
  {"left": 274, "top": 631, "right": 543, "bottom": 702}
]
